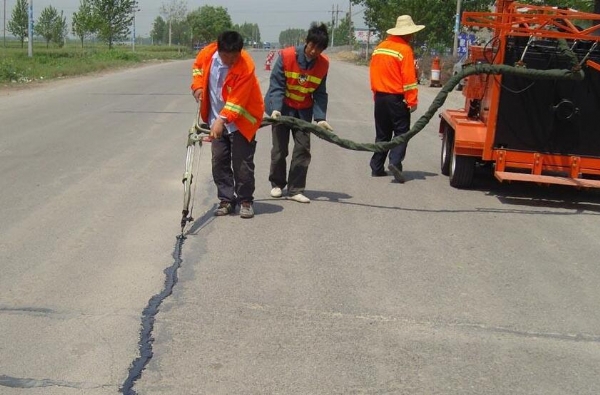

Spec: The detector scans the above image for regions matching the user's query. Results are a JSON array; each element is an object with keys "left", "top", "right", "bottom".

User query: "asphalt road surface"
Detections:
[{"left": 1, "top": 50, "right": 600, "bottom": 395}]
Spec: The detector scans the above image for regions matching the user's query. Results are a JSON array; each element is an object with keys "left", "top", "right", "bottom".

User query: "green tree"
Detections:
[
  {"left": 520, "top": 0, "right": 592, "bottom": 11},
  {"left": 72, "top": 0, "right": 99, "bottom": 48},
  {"left": 233, "top": 22, "right": 260, "bottom": 46},
  {"left": 187, "top": 5, "right": 232, "bottom": 43},
  {"left": 160, "top": 0, "right": 187, "bottom": 46},
  {"left": 332, "top": 12, "right": 354, "bottom": 46},
  {"left": 170, "top": 19, "right": 190, "bottom": 46},
  {"left": 353, "top": 0, "right": 599, "bottom": 51},
  {"left": 7, "top": 0, "right": 29, "bottom": 48},
  {"left": 278, "top": 28, "right": 307, "bottom": 48},
  {"left": 35, "top": 5, "right": 59, "bottom": 48},
  {"left": 53, "top": 11, "right": 68, "bottom": 47},
  {"left": 92, "top": 0, "right": 135, "bottom": 49},
  {"left": 351, "top": 0, "right": 492, "bottom": 51},
  {"left": 151, "top": 16, "right": 166, "bottom": 45}
]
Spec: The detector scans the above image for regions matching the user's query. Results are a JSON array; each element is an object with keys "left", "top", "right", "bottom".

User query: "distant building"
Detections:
[{"left": 354, "top": 28, "right": 379, "bottom": 44}]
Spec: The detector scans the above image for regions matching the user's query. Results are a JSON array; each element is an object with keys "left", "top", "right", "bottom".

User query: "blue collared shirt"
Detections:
[{"left": 208, "top": 52, "right": 236, "bottom": 134}]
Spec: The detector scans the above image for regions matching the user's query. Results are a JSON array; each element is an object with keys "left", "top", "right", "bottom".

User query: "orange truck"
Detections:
[{"left": 439, "top": 0, "right": 600, "bottom": 188}]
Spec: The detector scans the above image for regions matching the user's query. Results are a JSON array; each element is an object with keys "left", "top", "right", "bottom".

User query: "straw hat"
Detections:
[{"left": 386, "top": 15, "right": 425, "bottom": 36}]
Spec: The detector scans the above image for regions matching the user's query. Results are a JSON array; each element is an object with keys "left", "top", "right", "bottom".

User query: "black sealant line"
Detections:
[{"left": 120, "top": 234, "right": 186, "bottom": 395}]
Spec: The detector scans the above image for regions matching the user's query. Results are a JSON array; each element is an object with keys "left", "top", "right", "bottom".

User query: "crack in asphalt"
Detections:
[{"left": 120, "top": 234, "right": 185, "bottom": 395}]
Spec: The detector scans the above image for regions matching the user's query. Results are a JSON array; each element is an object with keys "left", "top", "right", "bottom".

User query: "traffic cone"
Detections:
[
  {"left": 265, "top": 59, "right": 271, "bottom": 71},
  {"left": 430, "top": 56, "right": 442, "bottom": 88}
]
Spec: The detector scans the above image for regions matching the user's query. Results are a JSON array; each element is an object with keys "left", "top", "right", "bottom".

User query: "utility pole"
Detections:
[
  {"left": 348, "top": 1, "right": 352, "bottom": 45},
  {"left": 131, "top": 2, "right": 140, "bottom": 52},
  {"left": 452, "top": 0, "right": 462, "bottom": 56},
  {"left": 330, "top": 4, "right": 343, "bottom": 47},
  {"left": 331, "top": 4, "right": 335, "bottom": 47},
  {"left": 366, "top": 29, "right": 371, "bottom": 60},
  {"left": 336, "top": 4, "right": 340, "bottom": 42},
  {"left": 27, "top": 0, "right": 33, "bottom": 57},
  {"left": 168, "top": 19, "right": 172, "bottom": 46},
  {"left": 3, "top": 0, "right": 6, "bottom": 47}
]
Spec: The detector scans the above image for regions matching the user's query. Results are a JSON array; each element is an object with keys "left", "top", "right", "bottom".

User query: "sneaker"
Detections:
[
  {"left": 388, "top": 164, "right": 405, "bottom": 184},
  {"left": 214, "top": 201, "right": 234, "bottom": 216},
  {"left": 289, "top": 193, "right": 310, "bottom": 203},
  {"left": 270, "top": 187, "right": 282, "bottom": 198},
  {"left": 239, "top": 201, "right": 254, "bottom": 219}
]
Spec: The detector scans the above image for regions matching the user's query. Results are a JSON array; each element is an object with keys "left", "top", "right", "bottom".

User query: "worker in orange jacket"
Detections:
[
  {"left": 369, "top": 15, "right": 424, "bottom": 183},
  {"left": 191, "top": 31, "right": 265, "bottom": 218}
]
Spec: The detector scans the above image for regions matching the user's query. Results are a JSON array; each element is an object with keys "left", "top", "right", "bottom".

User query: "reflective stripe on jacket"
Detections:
[
  {"left": 281, "top": 46, "right": 329, "bottom": 110},
  {"left": 369, "top": 35, "right": 419, "bottom": 107},
  {"left": 191, "top": 42, "right": 265, "bottom": 142}
]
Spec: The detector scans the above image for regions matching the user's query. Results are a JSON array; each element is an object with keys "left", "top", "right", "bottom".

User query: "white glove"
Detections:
[
  {"left": 410, "top": 104, "right": 418, "bottom": 113},
  {"left": 270, "top": 110, "right": 281, "bottom": 119},
  {"left": 317, "top": 120, "right": 333, "bottom": 131}
]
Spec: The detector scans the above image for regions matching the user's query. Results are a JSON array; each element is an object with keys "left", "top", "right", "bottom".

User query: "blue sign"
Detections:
[{"left": 457, "top": 33, "right": 477, "bottom": 56}]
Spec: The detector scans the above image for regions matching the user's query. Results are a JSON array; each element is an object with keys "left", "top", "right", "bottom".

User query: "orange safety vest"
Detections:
[
  {"left": 369, "top": 35, "right": 419, "bottom": 107},
  {"left": 191, "top": 42, "right": 265, "bottom": 142},
  {"left": 281, "top": 46, "right": 329, "bottom": 110}
]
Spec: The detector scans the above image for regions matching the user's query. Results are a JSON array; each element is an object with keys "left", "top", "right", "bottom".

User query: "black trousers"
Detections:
[
  {"left": 211, "top": 132, "right": 256, "bottom": 205},
  {"left": 370, "top": 92, "right": 411, "bottom": 174},
  {"left": 269, "top": 112, "right": 312, "bottom": 196}
]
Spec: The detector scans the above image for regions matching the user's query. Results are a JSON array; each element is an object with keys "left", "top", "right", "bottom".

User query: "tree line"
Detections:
[
  {"left": 6, "top": 0, "right": 599, "bottom": 51},
  {"left": 7, "top": 0, "right": 136, "bottom": 49},
  {"left": 5, "top": 0, "right": 366, "bottom": 51},
  {"left": 351, "top": 0, "right": 598, "bottom": 54}
]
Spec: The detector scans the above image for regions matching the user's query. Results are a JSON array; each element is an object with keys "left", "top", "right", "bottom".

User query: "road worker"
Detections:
[
  {"left": 369, "top": 15, "right": 425, "bottom": 183},
  {"left": 264, "top": 22, "right": 332, "bottom": 203},
  {"left": 191, "top": 30, "right": 265, "bottom": 218}
]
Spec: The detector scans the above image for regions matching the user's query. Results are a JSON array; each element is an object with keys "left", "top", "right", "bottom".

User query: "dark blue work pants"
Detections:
[
  {"left": 211, "top": 132, "right": 256, "bottom": 205},
  {"left": 269, "top": 108, "right": 312, "bottom": 196},
  {"left": 370, "top": 92, "right": 411, "bottom": 174}
]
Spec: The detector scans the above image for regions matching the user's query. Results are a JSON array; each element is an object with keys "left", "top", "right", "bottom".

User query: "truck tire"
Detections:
[
  {"left": 449, "top": 148, "right": 476, "bottom": 188},
  {"left": 441, "top": 129, "right": 453, "bottom": 176}
]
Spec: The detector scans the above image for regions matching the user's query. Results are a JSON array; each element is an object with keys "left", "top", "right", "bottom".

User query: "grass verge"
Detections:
[{"left": 0, "top": 43, "right": 194, "bottom": 87}]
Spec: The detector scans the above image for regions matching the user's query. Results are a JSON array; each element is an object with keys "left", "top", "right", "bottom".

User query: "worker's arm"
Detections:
[
  {"left": 312, "top": 74, "right": 328, "bottom": 122},
  {"left": 265, "top": 55, "right": 286, "bottom": 114}
]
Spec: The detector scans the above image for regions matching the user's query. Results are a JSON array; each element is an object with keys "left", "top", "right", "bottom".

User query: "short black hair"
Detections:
[
  {"left": 306, "top": 23, "right": 329, "bottom": 50},
  {"left": 217, "top": 30, "right": 244, "bottom": 52}
]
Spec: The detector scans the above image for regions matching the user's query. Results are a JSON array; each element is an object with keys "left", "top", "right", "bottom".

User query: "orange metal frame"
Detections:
[{"left": 443, "top": 0, "right": 600, "bottom": 187}]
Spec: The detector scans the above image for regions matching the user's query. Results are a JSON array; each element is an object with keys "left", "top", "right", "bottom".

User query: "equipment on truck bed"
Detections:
[{"left": 439, "top": 0, "right": 600, "bottom": 189}]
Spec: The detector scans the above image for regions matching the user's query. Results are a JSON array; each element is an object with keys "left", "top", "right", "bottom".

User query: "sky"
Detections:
[{"left": 2, "top": 0, "right": 367, "bottom": 43}]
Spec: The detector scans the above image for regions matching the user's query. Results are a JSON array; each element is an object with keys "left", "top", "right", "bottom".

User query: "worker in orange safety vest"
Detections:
[
  {"left": 191, "top": 31, "right": 265, "bottom": 218},
  {"left": 264, "top": 23, "right": 331, "bottom": 204},
  {"left": 369, "top": 15, "right": 425, "bottom": 183}
]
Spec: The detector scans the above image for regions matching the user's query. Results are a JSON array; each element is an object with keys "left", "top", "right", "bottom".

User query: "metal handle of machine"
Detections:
[{"left": 181, "top": 106, "right": 211, "bottom": 233}]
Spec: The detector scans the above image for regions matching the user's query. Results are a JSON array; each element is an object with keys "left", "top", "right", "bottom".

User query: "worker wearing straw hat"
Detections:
[{"left": 369, "top": 15, "right": 425, "bottom": 183}]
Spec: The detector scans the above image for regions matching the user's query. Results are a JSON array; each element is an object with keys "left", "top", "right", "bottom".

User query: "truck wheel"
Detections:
[
  {"left": 449, "top": 148, "right": 475, "bottom": 188},
  {"left": 441, "top": 129, "right": 453, "bottom": 176}
]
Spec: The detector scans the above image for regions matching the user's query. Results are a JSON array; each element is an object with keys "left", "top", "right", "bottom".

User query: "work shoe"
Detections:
[
  {"left": 388, "top": 164, "right": 405, "bottom": 183},
  {"left": 239, "top": 201, "right": 254, "bottom": 219},
  {"left": 270, "top": 187, "right": 282, "bottom": 198},
  {"left": 371, "top": 170, "right": 387, "bottom": 177},
  {"left": 289, "top": 193, "right": 310, "bottom": 203},
  {"left": 214, "top": 201, "right": 234, "bottom": 216}
]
